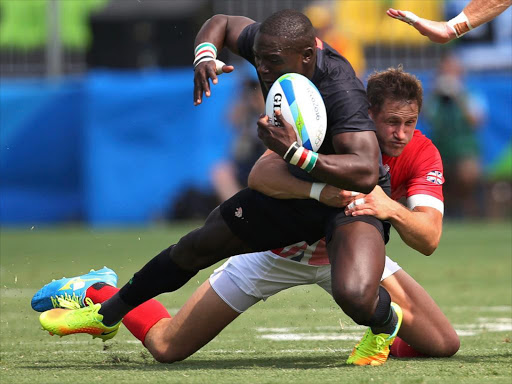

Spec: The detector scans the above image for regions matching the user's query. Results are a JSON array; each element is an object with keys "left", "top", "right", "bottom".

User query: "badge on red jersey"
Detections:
[{"left": 426, "top": 171, "right": 444, "bottom": 185}]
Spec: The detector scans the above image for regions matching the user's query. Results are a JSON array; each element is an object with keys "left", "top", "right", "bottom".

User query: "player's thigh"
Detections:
[
  {"left": 328, "top": 220, "right": 385, "bottom": 295},
  {"left": 220, "top": 188, "right": 330, "bottom": 251},
  {"left": 211, "top": 251, "right": 322, "bottom": 307},
  {"left": 149, "top": 280, "right": 241, "bottom": 362}
]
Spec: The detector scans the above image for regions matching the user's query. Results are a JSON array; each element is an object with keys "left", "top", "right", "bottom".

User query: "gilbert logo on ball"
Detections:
[{"left": 265, "top": 73, "right": 327, "bottom": 151}]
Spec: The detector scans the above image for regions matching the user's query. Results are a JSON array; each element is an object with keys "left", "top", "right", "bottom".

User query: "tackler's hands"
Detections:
[
  {"left": 386, "top": 8, "right": 456, "bottom": 44},
  {"left": 344, "top": 185, "right": 395, "bottom": 220},
  {"left": 194, "top": 60, "right": 234, "bottom": 106},
  {"left": 318, "top": 186, "right": 348, "bottom": 208},
  {"left": 257, "top": 110, "right": 297, "bottom": 156},
  {"left": 336, "top": 190, "right": 363, "bottom": 208}
]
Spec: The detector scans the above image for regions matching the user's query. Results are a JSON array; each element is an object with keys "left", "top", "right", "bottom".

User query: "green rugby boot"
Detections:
[
  {"left": 40, "top": 298, "right": 121, "bottom": 341},
  {"left": 347, "top": 302, "right": 403, "bottom": 366}
]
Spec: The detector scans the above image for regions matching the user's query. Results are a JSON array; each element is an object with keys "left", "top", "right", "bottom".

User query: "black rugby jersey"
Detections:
[{"left": 237, "top": 22, "right": 389, "bottom": 185}]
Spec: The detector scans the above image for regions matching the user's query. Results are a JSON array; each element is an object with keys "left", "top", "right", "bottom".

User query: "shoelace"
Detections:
[
  {"left": 354, "top": 332, "right": 386, "bottom": 355},
  {"left": 51, "top": 293, "right": 83, "bottom": 309},
  {"left": 57, "top": 297, "right": 96, "bottom": 312}
]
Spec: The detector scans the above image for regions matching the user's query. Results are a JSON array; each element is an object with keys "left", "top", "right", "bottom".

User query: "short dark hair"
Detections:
[
  {"left": 367, "top": 65, "right": 423, "bottom": 113},
  {"left": 260, "top": 9, "right": 316, "bottom": 50}
]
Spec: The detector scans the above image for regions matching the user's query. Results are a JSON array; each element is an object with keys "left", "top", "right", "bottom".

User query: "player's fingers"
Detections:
[
  {"left": 204, "top": 65, "right": 218, "bottom": 95},
  {"left": 274, "top": 109, "right": 290, "bottom": 126},
  {"left": 256, "top": 115, "right": 270, "bottom": 132},
  {"left": 387, "top": 8, "right": 419, "bottom": 25},
  {"left": 348, "top": 208, "right": 374, "bottom": 217},
  {"left": 273, "top": 109, "right": 283, "bottom": 124},
  {"left": 256, "top": 120, "right": 268, "bottom": 141},
  {"left": 222, "top": 65, "right": 235, "bottom": 73},
  {"left": 386, "top": 8, "right": 400, "bottom": 18},
  {"left": 346, "top": 197, "right": 366, "bottom": 210},
  {"left": 193, "top": 76, "right": 203, "bottom": 105}
]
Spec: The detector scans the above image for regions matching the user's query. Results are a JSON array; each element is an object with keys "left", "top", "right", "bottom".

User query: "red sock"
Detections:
[
  {"left": 86, "top": 283, "right": 171, "bottom": 345},
  {"left": 390, "top": 337, "right": 426, "bottom": 358}
]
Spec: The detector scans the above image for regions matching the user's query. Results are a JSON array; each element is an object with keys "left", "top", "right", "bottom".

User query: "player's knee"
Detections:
[
  {"left": 150, "top": 345, "right": 190, "bottom": 364},
  {"left": 171, "top": 230, "right": 216, "bottom": 271},
  {"left": 436, "top": 332, "right": 460, "bottom": 357},
  {"left": 171, "top": 231, "right": 201, "bottom": 270},
  {"left": 171, "top": 210, "right": 232, "bottom": 271},
  {"left": 331, "top": 282, "right": 376, "bottom": 324},
  {"left": 444, "top": 336, "right": 460, "bottom": 357}
]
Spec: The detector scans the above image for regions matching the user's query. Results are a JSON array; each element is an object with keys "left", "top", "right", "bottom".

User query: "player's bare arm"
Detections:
[
  {"left": 256, "top": 111, "right": 379, "bottom": 193},
  {"left": 193, "top": 15, "right": 254, "bottom": 105},
  {"left": 387, "top": 0, "right": 511, "bottom": 44},
  {"left": 464, "top": 0, "right": 511, "bottom": 27},
  {"left": 345, "top": 186, "right": 443, "bottom": 256},
  {"left": 248, "top": 151, "right": 347, "bottom": 207}
]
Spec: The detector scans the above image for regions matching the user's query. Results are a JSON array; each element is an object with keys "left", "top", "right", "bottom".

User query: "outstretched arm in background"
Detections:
[{"left": 387, "top": 0, "right": 512, "bottom": 44}]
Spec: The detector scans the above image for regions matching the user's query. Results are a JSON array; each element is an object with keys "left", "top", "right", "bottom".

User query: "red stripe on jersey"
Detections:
[
  {"left": 308, "top": 239, "right": 329, "bottom": 265},
  {"left": 272, "top": 247, "right": 284, "bottom": 254},
  {"left": 296, "top": 149, "right": 309, "bottom": 168},
  {"left": 315, "top": 37, "right": 324, "bottom": 50},
  {"left": 272, "top": 243, "right": 307, "bottom": 257}
]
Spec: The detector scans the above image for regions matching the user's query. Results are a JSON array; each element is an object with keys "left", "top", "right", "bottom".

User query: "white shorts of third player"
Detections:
[{"left": 209, "top": 250, "right": 402, "bottom": 313}]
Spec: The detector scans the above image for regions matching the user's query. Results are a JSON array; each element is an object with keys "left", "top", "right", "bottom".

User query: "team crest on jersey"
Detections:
[
  {"left": 426, "top": 171, "right": 444, "bottom": 185},
  {"left": 235, "top": 207, "right": 243, "bottom": 218}
]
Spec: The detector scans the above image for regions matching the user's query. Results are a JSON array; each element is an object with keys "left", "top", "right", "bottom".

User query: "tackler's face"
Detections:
[
  {"left": 370, "top": 99, "right": 419, "bottom": 157},
  {"left": 253, "top": 33, "right": 307, "bottom": 91}
]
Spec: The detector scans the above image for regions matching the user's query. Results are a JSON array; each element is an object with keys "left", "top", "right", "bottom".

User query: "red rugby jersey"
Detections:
[{"left": 272, "top": 130, "right": 444, "bottom": 265}]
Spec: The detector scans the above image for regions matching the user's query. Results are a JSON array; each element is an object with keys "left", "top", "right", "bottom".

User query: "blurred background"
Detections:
[{"left": 0, "top": 0, "right": 511, "bottom": 227}]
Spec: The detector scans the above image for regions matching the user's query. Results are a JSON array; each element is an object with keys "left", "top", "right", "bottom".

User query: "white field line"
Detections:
[
  {"left": 255, "top": 325, "right": 365, "bottom": 332},
  {"left": 452, "top": 306, "right": 512, "bottom": 312},
  {"left": 260, "top": 334, "right": 361, "bottom": 341},
  {"left": 255, "top": 317, "right": 512, "bottom": 341},
  {"left": 0, "top": 288, "right": 36, "bottom": 297}
]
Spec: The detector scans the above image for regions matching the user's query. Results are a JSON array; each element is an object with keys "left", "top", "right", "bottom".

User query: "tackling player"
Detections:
[{"left": 34, "top": 66, "right": 459, "bottom": 365}]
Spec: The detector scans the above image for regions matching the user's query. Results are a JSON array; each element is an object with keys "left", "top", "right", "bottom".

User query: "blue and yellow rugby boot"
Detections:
[{"left": 31, "top": 267, "right": 117, "bottom": 312}]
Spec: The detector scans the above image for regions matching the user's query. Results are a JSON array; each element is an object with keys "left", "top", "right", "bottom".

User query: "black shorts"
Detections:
[{"left": 220, "top": 188, "right": 390, "bottom": 252}]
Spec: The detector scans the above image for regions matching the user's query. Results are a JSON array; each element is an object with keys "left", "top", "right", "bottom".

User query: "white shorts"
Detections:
[{"left": 209, "top": 251, "right": 402, "bottom": 313}]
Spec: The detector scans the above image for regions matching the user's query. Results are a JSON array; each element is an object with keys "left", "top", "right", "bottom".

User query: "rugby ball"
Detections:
[{"left": 265, "top": 73, "right": 327, "bottom": 152}]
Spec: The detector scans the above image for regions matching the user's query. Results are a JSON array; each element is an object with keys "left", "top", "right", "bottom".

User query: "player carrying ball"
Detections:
[{"left": 34, "top": 65, "right": 459, "bottom": 366}]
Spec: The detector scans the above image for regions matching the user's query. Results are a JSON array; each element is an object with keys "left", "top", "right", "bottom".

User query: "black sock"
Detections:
[
  {"left": 371, "top": 307, "right": 398, "bottom": 335},
  {"left": 98, "top": 245, "right": 197, "bottom": 325},
  {"left": 99, "top": 294, "right": 135, "bottom": 326},
  {"left": 368, "top": 286, "right": 398, "bottom": 334}
]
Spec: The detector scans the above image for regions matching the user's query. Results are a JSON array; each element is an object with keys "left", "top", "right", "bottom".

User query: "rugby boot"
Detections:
[
  {"left": 347, "top": 302, "right": 403, "bottom": 366},
  {"left": 40, "top": 298, "right": 121, "bottom": 341},
  {"left": 31, "top": 267, "right": 118, "bottom": 312}
]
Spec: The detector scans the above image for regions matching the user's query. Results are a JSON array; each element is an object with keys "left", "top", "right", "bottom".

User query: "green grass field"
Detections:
[{"left": 1, "top": 221, "right": 511, "bottom": 383}]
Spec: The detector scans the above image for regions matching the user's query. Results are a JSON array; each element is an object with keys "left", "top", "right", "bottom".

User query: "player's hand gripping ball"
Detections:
[{"left": 265, "top": 73, "right": 327, "bottom": 151}]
